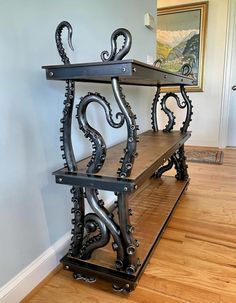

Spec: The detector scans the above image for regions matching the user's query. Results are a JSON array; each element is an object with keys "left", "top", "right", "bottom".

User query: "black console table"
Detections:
[{"left": 42, "top": 22, "right": 195, "bottom": 292}]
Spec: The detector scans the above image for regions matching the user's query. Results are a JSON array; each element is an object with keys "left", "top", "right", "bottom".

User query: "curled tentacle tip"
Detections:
[
  {"left": 68, "top": 38, "right": 74, "bottom": 51},
  {"left": 100, "top": 50, "right": 109, "bottom": 62}
]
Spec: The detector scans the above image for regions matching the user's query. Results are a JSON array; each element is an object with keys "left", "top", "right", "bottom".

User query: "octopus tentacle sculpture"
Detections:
[
  {"left": 151, "top": 85, "right": 161, "bottom": 132},
  {"left": 117, "top": 192, "right": 140, "bottom": 274},
  {"left": 75, "top": 92, "right": 126, "bottom": 266},
  {"left": 111, "top": 78, "right": 139, "bottom": 178},
  {"left": 55, "top": 21, "right": 74, "bottom": 64},
  {"left": 180, "top": 85, "right": 193, "bottom": 133},
  {"left": 76, "top": 92, "right": 124, "bottom": 174},
  {"left": 100, "top": 28, "right": 139, "bottom": 178},
  {"left": 160, "top": 90, "right": 192, "bottom": 133},
  {"left": 101, "top": 28, "right": 132, "bottom": 62},
  {"left": 160, "top": 92, "right": 178, "bottom": 132},
  {"left": 84, "top": 188, "right": 125, "bottom": 270},
  {"left": 55, "top": 21, "right": 76, "bottom": 171},
  {"left": 69, "top": 186, "right": 85, "bottom": 257},
  {"left": 78, "top": 212, "right": 110, "bottom": 259}
]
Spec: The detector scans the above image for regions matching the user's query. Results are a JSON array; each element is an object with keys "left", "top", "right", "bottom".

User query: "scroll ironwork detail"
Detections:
[
  {"left": 154, "top": 159, "right": 174, "bottom": 178},
  {"left": 155, "top": 145, "right": 188, "bottom": 181},
  {"left": 173, "top": 145, "right": 189, "bottom": 180}
]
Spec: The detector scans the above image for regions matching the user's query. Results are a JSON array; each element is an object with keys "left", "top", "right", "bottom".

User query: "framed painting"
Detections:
[{"left": 156, "top": 2, "right": 208, "bottom": 92}]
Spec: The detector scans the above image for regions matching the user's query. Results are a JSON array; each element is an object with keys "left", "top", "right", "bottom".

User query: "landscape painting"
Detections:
[{"left": 156, "top": 2, "right": 208, "bottom": 91}]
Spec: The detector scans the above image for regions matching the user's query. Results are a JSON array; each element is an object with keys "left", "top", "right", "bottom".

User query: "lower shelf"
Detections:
[{"left": 61, "top": 176, "right": 189, "bottom": 291}]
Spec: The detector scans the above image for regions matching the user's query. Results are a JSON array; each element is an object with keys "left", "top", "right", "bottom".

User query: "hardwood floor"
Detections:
[{"left": 23, "top": 148, "right": 236, "bottom": 303}]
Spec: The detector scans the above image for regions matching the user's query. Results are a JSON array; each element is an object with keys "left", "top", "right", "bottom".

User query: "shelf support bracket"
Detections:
[
  {"left": 173, "top": 145, "right": 189, "bottom": 181},
  {"left": 155, "top": 145, "right": 189, "bottom": 181}
]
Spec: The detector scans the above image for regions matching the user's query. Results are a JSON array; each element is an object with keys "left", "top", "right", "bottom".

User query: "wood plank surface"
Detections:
[
  {"left": 69, "top": 177, "right": 187, "bottom": 274},
  {"left": 23, "top": 148, "right": 236, "bottom": 303},
  {"left": 58, "top": 130, "right": 190, "bottom": 182}
]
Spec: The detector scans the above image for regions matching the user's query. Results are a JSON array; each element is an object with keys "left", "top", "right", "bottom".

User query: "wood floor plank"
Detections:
[
  {"left": 139, "top": 274, "right": 221, "bottom": 303},
  {"left": 23, "top": 149, "right": 236, "bottom": 302}
]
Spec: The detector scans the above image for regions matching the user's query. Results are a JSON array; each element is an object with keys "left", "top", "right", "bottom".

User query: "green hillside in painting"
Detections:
[
  {"left": 156, "top": 41, "right": 171, "bottom": 60},
  {"left": 183, "top": 34, "right": 200, "bottom": 63},
  {"left": 156, "top": 33, "right": 200, "bottom": 77},
  {"left": 164, "top": 40, "right": 188, "bottom": 72},
  {"left": 168, "top": 40, "right": 187, "bottom": 61}
]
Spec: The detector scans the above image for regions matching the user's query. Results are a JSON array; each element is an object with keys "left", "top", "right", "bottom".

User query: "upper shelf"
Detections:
[{"left": 42, "top": 59, "right": 196, "bottom": 87}]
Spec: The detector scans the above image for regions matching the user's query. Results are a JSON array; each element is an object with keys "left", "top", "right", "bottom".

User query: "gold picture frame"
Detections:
[{"left": 156, "top": 1, "right": 208, "bottom": 92}]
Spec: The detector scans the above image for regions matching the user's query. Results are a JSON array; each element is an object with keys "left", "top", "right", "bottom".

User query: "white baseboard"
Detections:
[
  {"left": 186, "top": 139, "right": 219, "bottom": 148},
  {"left": 0, "top": 231, "right": 71, "bottom": 303},
  {"left": 0, "top": 195, "right": 116, "bottom": 303}
]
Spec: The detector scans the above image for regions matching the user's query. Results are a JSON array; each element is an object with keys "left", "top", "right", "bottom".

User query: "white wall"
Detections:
[
  {"left": 0, "top": 0, "right": 156, "bottom": 289},
  {"left": 157, "top": 0, "right": 229, "bottom": 146}
]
